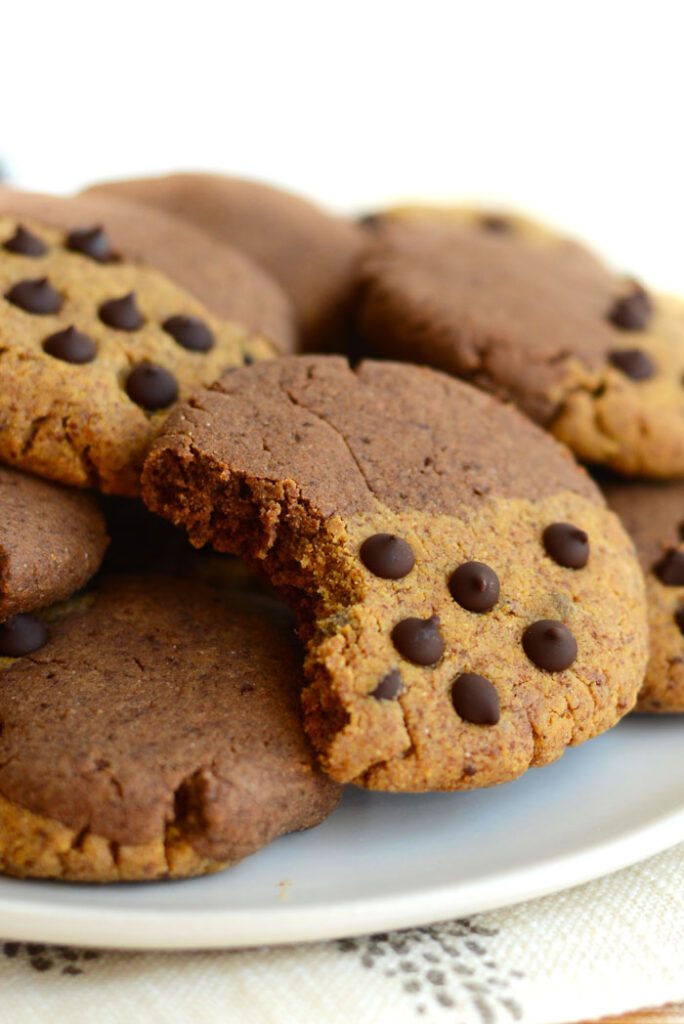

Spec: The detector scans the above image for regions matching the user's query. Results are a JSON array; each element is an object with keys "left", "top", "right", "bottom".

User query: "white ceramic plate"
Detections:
[{"left": 0, "top": 715, "right": 683, "bottom": 950}]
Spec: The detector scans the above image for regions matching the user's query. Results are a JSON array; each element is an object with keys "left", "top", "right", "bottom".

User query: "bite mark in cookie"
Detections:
[{"left": 142, "top": 356, "right": 648, "bottom": 791}]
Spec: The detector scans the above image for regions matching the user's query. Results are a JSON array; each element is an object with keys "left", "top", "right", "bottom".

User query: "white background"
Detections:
[{"left": 2, "top": 0, "right": 683, "bottom": 288}]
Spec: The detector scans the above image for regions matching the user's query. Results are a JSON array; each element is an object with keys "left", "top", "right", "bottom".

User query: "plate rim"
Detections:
[{"left": 0, "top": 799, "right": 682, "bottom": 950}]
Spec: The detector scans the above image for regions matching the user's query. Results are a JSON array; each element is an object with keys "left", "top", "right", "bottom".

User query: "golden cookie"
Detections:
[{"left": 0, "top": 188, "right": 295, "bottom": 494}]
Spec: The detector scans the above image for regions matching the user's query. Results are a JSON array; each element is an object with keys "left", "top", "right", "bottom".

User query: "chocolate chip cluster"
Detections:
[
  {"left": 358, "top": 522, "right": 591, "bottom": 729},
  {"left": 2, "top": 223, "right": 222, "bottom": 412},
  {"left": 607, "top": 283, "right": 656, "bottom": 381}
]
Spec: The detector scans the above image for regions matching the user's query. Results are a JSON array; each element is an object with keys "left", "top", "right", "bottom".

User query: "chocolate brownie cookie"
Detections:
[
  {"left": 358, "top": 215, "right": 684, "bottom": 477},
  {"left": 84, "top": 173, "right": 368, "bottom": 349},
  {"left": 602, "top": 477, "right": 684, "bottom": 712},
  {"left": 0, "top": 575, "right": 340, "bottom": 881},
  {"left": 142, "top": 356, "right": 648, "bottom": 791},
  {"left": 1, "top": 465, "right": 107, "bottom": 630},
  {"left": 0, "top": 187, "right": 295, "bottom": 495}
]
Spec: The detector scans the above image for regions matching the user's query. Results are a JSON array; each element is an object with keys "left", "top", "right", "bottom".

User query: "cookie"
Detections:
[
  {"left": 83, "top": 173, "right": 368, "bottom": 349},
  {"left": 1, "top": 186, "right": 295, "bottom": 352},
  {"left": 142, "top": 356, "right": 648, "bottom": 791},
  {"left": 0, "top": 187, "right": 295, "bottom": 495},
  {"left": 361, "top": 203, "right": 606, "bottom": 270},
  {"left": 0, "top": 574, "right": 340, "bottom": 881},
  {"left": 601, "top": 477, "right": 684, "bottom": 712},
  {"left": 0, "top": 465, "right": 108, "bottom": 627},
  {"left": 357, "top": 213, "right": 684, "bottom": 478}
]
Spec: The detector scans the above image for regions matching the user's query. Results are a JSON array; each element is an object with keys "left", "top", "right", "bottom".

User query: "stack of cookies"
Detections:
[{"left": 0, "top": 172, "right": 676, "bottom": 883}]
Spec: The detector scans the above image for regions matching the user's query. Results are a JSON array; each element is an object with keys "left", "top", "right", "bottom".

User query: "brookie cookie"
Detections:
[
  {"left": 0, "top": 187, "right": 295, "bottom": 494},
  {"left": 142, "top": 356, "right": 648, "bottom": 791},
  {"left": 357, "top": 214, "right": 684, "bottom": 477},
  {"left": 83, "top": 173, "right": 368, "bottom": 349},
  {"left": 602, "top": 477, "right": 684, "bottom": 712},
  {"left": 361, "top": 203, "right": 607, "bottom": 272},
  {"left": 0, "top": 575, "right": 340, "bottom": 881},
  {"left": 0, "top": 465, "right": 108, "bottom": 650}
]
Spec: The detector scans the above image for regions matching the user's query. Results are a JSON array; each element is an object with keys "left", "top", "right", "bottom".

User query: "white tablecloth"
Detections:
[{"left": 3, "top": 841, "right": 684, "bottom": 1024}]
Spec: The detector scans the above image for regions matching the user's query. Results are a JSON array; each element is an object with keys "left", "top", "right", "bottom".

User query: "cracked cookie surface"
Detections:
[
  {"left": 0, "top": 465, "right": 108, "bottom": 621},
  {"left": 602, "top": 477, "right": 684, "bottom": 712},
  {"left": 142, "top": 356, "right": 648, "bottom": 791},
  {"left": 0, "top": 575, "right": 340, "bottom": 881},
  {"left": 84, "top": 173, "right": 369, "bottom": 350},
  {"left": 0, "top": 191, "right": 291, "bottom": 495},
  {"left": 358, "top": 213, "right": 684, "bottom": 478}
]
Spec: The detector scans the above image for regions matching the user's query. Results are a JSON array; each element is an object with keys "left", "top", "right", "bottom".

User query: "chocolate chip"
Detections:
[
  {"left": 479, "top": 214, "right": 511, "bottom": 234},
  {"left": 243, "top": 353, "right": 254, "bottom": 365},
  {"left": 608, "top": 348, "right": 655, "bottom": 381},
  {"left": 162, "top": 314, "right": 215, "bottom": 352},
  {"left": 99, "top": 292, "right": 143, "bottom": 331},
  {"left": 126, "top": 361, "right": 178, "bottom": 411},
  {"left": 609, "top": 287, "right": 653, "bottom": 331},
  {"left": 451, "top": 673, "right": 500, "bottom": 725},
  {"left": 371, "top": 669, "right": 404, "bottom": 700},
  {"left": 0, "top": 614, "right": 48, "bottom": 657},
  {"left": 654, "top": 548, "right": 684, "bottom": 586},
  {"left": 543, "top": 522, "right": 589, "bottom": 569},
  {"left": 391, "top": 615, "right": 444, "bottom": 665},
  {"left": 3, "top": 225, "right": 47, "bottom": 257},
  {"left": 675, "top": 607, "right": 684, "bottom": 635},
  {"left": 449, "top": 561, "right": 499, "bottom": 612},
  {"left": 4, "top": 277, "right": 62, "bottom": 315},
  {"left": 66, "top": 226, "right": 116, "bottom": 263},
  {"left": 522, "top": 620, "right": 577, "bottom": 672},
  {"left": 360, "top": 534, "right": 415, "bottom": 579},
  {"left": 31, "top": 957, "right": 52, "bottom": 973},
  {"left": 43, "top": 326, "right": 97, "bottom": 364}
]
